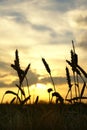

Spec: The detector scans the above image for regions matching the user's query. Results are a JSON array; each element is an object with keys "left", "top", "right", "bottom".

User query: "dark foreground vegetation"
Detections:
[{"left": 0, "top": 103, "right": 87, "bottom": 130}]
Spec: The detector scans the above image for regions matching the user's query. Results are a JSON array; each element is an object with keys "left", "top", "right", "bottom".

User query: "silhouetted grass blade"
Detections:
[
  {"left": 66, "top": 67, "right": 72, "bottom": 89},
  {"left": 66, "top": 96, "right": 87, "bottom": 102},
  {"left": 16, "top": 84, "right": 25, "bottom": 96},
  {"left": 21, "top": 95, "right": 31, "bottom": 105},
  {"left": 5, "top": 90, "right": 17, "bottom": 96},
  {"left": 42, "top": 57, "right": 56, "bottom": 91},
  {"left": 20, "top": 64, "right": 31, "bottom": 85},
  {"left": 15, "top": 49, "right": 20, "bottom": 68},
  {"left": 65, "top": 89, "right": 70, "bottom": 99},
  {"left": 71, "top": 50, "right": 78, "bottom": 72},
  {"left": 11, "top": 50, "right": 24, "bottom": 82},
  {"left": 80, "top": 82, "right": 86, "bottom": 98},
  {"left": 34, "top": 96, "right": 39, "bottom": 104},
  {"left": 42, "top": 58, "right": 51, "bottom": 74},
  {"left": 10, "top": 97, "right": 16, "bottom": 104},
  {"left": 66, "top": 60, "right": 81, "bottom": 75},
  {"left": 5, "top": 90, "right": 21, "bottom": 103},
  {"left": 11, "top": 64, "right": 17, "bottom": 70},
  {"left": 72, "top": 40, "right": 75, "bottom": 53},
  {"left": 77, "top": 64, "right": 87, "bottom": 78}
]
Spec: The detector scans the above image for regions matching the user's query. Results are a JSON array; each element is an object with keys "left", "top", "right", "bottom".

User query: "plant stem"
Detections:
[
  {"left": 73, "top": 71, "right": 77, "bottom": 99},
  {"left": 50, "top": 73, "right": 56, "bottom": 92}
]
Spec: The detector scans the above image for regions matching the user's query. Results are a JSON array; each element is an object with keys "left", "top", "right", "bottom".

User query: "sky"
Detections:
[{"left": 0, "top": 0, "right": 87, "bottom": 102}]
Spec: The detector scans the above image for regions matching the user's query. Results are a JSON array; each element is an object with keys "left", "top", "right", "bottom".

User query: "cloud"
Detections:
[
  {"left": 27, "top": 70, "right": 40, "bottom": 86},
  {"left": 0, "top": 69, "right": 40, "bottom": 87},
  {"left": 0, "top": 0, "right": 27, "bottom": 5},
  {"left": 41, "top": 0, "right": 76, "bottom": 12},
  {"left": 0, "top": 74, "right": 9, "bottom": 78},
  {"left": 0, "top": 0, "right": 78, "bottom": 48},
  {"left": 39, "top": 74, "right": 85, "bottom": 86},
  {"left": 7, "top": 12, "right": 28, "bottom": 24},
  {"left": 39, "top": 76, "right": 66, "bottom": 85},
  {"left": 0, "top": 61, "right": 10, "bottom": 72},
  {"left": 76, "top": 31, "right": 87, "bottom": 50},
  {"left": 76, "top": 15, "right": 87, "bottom": 26},
  {"left": 64, "top": 9, "right": 87, "bottom": 53},
  {"left": 68, "top": 10, "right": 87, "bottom": 50},
  {"left": 0, "top": 81, "right": 8, "bottom": 88}
]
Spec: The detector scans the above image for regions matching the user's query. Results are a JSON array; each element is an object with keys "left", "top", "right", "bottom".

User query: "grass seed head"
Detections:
[{"left": 42, "top": 58, "right": 51, "bottom": 74}]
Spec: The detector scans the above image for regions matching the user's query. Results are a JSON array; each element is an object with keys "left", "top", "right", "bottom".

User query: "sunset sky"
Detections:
[{"left": 0, "top": 0, "right": 87, "bottom": 103}]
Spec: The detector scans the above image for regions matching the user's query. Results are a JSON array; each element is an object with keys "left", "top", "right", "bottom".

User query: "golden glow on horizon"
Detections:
[
  {"left": 0, "top": 83, "right": 66, "bottom": 103},
  {"left": 0, "top": 82, "right": 87, "bottom": 104},
  {"left": 30, "top": 83, "right": 49, "bottom": 103}
]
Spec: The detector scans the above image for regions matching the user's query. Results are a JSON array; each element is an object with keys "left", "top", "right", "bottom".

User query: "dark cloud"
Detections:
[
  {"left": 31, "top": 23, "right": 58, "bottom": 38},
  {"left": 75, "top": 15, "right": 87, "bottom": 26},
  {"left": 0, "top": 0, "right": 87, "bottom": 14},
  {"left": 39, "top": 76, "right": 66, "bottom": 85},
  {"left": 0, "top": 74, "right": 9, "bottom": 78},
  {"left": 9, "top": 12, "right": 28, "bottom": 24},
  {"left": 39, "top": 0, "right": 76, "bottom": 12},
  {"left": 78, "top": 41, "right": 87, "bottom": 49},
  {"left": 0, "top": 61, "right": 10, "bottom": 71},
  {"left": 32, "top": 24, "right": 52, "bottom": 32},
  {"left": 49, "top": 31, "right": 74, "bottom": 45},
  {"left": 8, "top": 70, "right": 40, "bottom": 87},
  {"left": 39, "top": 74, "right": 85, "bottom": 86},
  {"left": 0, "top": 81, "right": 8, "bottom": 87},
  {"left": 0, "top": 69, "right": 40, "bottom": 88},
  {"left": 0, "top": 8, "right": 56, "bottom": 35},
  {"left": 0, "top": 10, "right": 29, "bottom": 24},
  {"left": 27, "top": 70, "right": 40, "bottom": 86},
  {"left": 0, "top": 0, "right": 27, "bottom": 5},
  {"left": 8, "top": 74, "right": 67, "bottom": 88},
  {"left": 76, "top": 31, "right": 87, "bottom": 50},
  {"left": 0, "top": 66, "right": 85, "bottom": 88},
  {"left": 74, "top": 14, "right": 87, "bottom": 50}
]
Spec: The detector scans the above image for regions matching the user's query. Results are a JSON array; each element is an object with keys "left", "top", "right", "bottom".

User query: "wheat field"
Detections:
[{"left": 0, "top": 103, "right": 87, "bottom": 130}]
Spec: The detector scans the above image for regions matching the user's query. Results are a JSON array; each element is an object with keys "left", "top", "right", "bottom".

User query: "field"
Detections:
[{"left": 0, "top": 103, "right": 87, "bottom": 130}]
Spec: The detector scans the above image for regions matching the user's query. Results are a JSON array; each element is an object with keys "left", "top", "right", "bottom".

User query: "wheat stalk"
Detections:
[
  {"left": 42, "top": 57, "right": 56, "bottom": 92},
  {"left": 47, "top": 88, "right": 53, "bottom": 103},
  {"left": 65, "top": 67, "right": 72, "bottom": 102}
]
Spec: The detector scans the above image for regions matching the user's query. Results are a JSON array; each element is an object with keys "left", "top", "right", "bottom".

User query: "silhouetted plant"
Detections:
[
  {"left": 42, "top": 57, "right": 63, "bottom": 104},
  {"left": 47, "top": 88, "right": 53, "bottom": 103},
  {"left": 42, "top": 58, "right": 56, "bottom": 91},
  {"left": 10, "top": 97, "right": 16, "bottom": 104},
  {"left": 34, "top": 96, "right": 39, "bottom": 104},
  {"left": 2, "top": 50, "right": 31, "bottom": 104},
  {"left": 52, "top": 92, "right": 64, "bottom": 104},
  {"left": 66, "top": 41, "right": 87, "bottom": 103},
  {"left": 71, "top": 41, "right": 78, "bottom": 98},
  {"left": 65, "top": 67, "right": 72, "bottom": 103}
]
